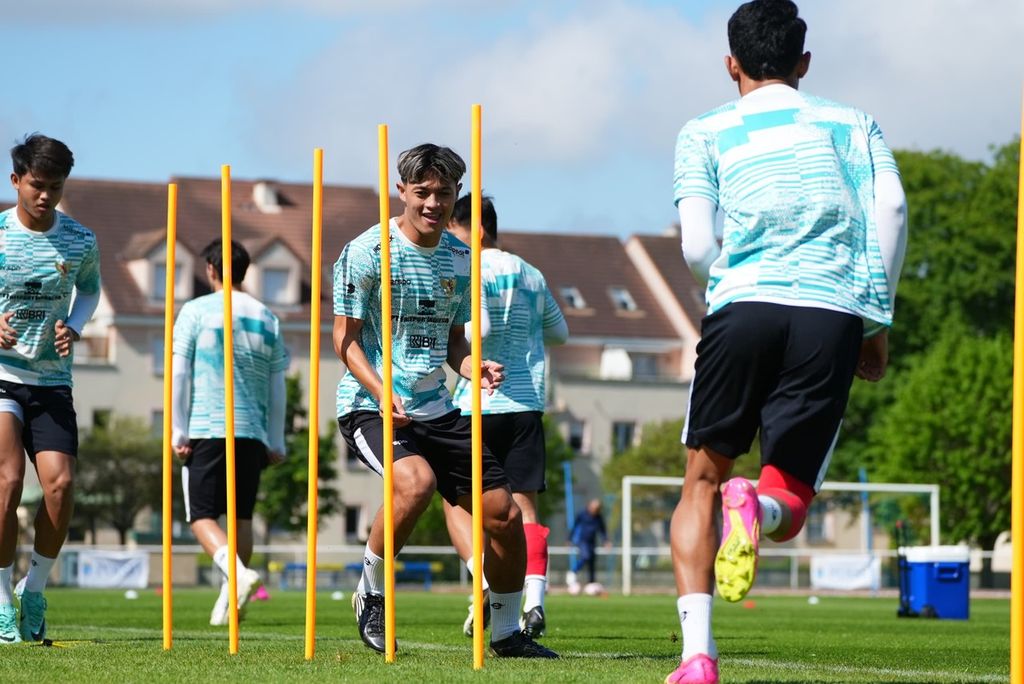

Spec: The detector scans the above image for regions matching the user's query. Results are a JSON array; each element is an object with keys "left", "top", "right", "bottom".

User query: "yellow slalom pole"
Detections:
[
  {"left": 378, "top": 125, "right": 397, "bottom": 664},
  {"left": 1010, "top": 94, "right": 1024, "bottom": 684},
  {"left": 470, "top": 104, "right": 485, "bottom": 670},
  {"left": 221, "top": 165, "right": 240, "bottom": 655},
  {"left": 304, "top": 148, "right": 324, "bottom": 661},
  {"left": 161, "top": 183, "right": 177, "bottom": 651}
]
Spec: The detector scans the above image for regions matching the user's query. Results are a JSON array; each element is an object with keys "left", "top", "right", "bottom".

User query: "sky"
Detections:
[{"left": 3, "top": 0, "right": 1023, "bottom": 238}]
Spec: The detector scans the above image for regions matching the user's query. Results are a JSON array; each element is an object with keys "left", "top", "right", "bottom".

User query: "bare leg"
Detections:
[
  {"left": 671, "top": 446, "right": 733, "bottom": 596},
  {"left": 458, "top": 487, "right": 524, "bottom": 593},
  {"left": 32, "top": 451, "right": 75, "bottom": 559},
  {"left": 0, "top": 414, "right": 25, "bottom": 567},
  {"left": 366, "top": 455, "right": 437, "bottom": 557}
]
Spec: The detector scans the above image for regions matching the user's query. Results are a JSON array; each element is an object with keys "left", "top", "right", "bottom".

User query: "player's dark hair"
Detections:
[
  {"left": 396, "top": 144, "right": 466, "bottom": 188},
  {"left": 450, "top": 193, "right": 498, "bottom": 242},
  {"left": 202, "top": 239, "right": 250, "bottom": 286},
  {"left": 10, "top": 133, "right": 74, "bottom": 179},
  {"left": 728, "top": 0, "right": 807, "bottom": 81}
]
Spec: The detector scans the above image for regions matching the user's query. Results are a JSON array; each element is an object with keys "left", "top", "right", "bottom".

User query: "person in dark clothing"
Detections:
[{"left": 567, "top": 498, "right": 609, "bottom": 592}]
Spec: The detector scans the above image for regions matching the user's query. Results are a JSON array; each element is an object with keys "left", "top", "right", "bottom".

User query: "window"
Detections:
[
  {"left": 344, "top": 505, "right": 362, "bottom": 541},
  {"left": 262, "top": 267, "right": 291, "bottom": 305},
  {"left": 559, "top": 286, "right": 586, "bottom": 310},
  {"left": 92, "top": 409, "right": 111, "bottom": 430},
  {"left": 805, "top": 499, "right": 833, "bottom": 543},
  {"left": 608, "top": 286, "right": 637, "bottom": 312},
  {"left": 612, "top": 421, "right": 636, "bottom": 454},
  {"left": 153, "top": 263, "right": 187, "bottom": 301},
  {"left": 631, "top": 353, "right": 658, "bottom": 379},
  {"left": 152, "top": 338, "right": 165, "bottom": 376},
  {"left": 568, "top": 419, "right": 587, "bottom": 453}
]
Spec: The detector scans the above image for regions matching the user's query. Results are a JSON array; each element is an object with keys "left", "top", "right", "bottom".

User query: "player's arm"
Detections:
[
  {"left": 678, "top": 197, "right": 719, "bottom": 287},
  {"left": 266, "top": 369, "right": 287, "bottom": 464},
  {"left": 462, "top": 296, "right": 491, "bottom": 342},
  {"left": 64, "top": 240, "right": 103, "bottom": 340},
  {"left": 333, "top": 314, "right": 409, "bottom": 426},
  {"left": 541, "top": 284, "right": 568, "bottom": 345},
  {"left": 447, "top": 325, "right": 503, "bottom": 393},
  {"left": 171, "top": 352, "right": 192, "bottom": 459}
]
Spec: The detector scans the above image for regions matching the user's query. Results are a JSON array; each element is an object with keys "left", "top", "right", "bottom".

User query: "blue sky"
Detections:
[{"left": 4, "top": 0, "right": 1022, "bottom": 237}]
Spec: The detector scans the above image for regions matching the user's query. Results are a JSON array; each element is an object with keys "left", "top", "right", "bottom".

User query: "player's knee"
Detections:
[
  {"left": 482, "top": 493, "right": 522, "bottom": 541},
  {"left": 394, "top": 468, "right": 436, "bottom": 507},
  {"left": 43, "top": 470, "right": 74, "bottom": 501}
]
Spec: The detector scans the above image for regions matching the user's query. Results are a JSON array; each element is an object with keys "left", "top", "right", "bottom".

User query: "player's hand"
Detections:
[
  {"left": 54, "top": 320, "right": 79, "bottom": 358},
  {"left": 267, "top": 449, "right": 287, "bottom": 465},
  {"left": 856, "top": 330, "right": 888, "bottom": 382},
  {"left": 381, "top": 394, "right": 411, "bottom": 428},
  {"left": 173, "top": 444, "right": 192, "bottom": 461},
  {"left": 0, "top": 312, "right": 18, "bottom": 349},
  {"left": 478, "top": 360, "right": 505, "bottom": 395}
]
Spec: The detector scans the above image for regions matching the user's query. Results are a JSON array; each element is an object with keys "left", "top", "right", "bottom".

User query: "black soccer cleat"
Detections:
[
  {"left": 520, "top": 606, "right": 546, "bottom": 638},
  {"left": 356, "top": 593, "right": 396, "bottom": 653},
  {"left": 489, "top": 630, "right": 559, "bottom": 659}
]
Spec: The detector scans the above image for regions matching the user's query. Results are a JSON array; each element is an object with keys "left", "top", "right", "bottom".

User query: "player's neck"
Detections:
[
  {"left": 16, "top": 205, "right": 55, "bottom": 232},
  {"left": 738, "top": 76, "right": 799, "bottom": 97},
  {"left": 396, "top": 215, "right": 442, "bottom": 249}
]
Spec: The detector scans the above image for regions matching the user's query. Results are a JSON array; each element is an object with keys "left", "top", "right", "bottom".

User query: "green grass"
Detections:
[{"left": 0, "top": 588, "right": 1010, "bottom": 683}]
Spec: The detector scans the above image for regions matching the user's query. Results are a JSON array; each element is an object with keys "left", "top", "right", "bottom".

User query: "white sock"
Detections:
[
  {"left": 523, "top": 575, "right": 546, "bottom": 611},
  {"left": 212, "top": 546, "right": 247, "bottom": 580},
  {"left": 566, "top": 570, "right": 578, "bottom": 586},
  {"left": 0, "top": 565, "right": 13, "bottom": 605},
  {"left": 465, "top": 559, "right": 490, "bottom": 592},
  {"left": 758, "top": 495, "right": 782, "bottom": 536},
  {"left": 25, "top": 552, "right": 56, "bottom": 593},
  {"left": 361, "top": 547, "right": 385, "bottom": 595},
  {"left": 488, "top": 590, "right": 523, "bottom": 642},
  {"left": 679, "top": 593, "right": 717, "bottom": 660}
]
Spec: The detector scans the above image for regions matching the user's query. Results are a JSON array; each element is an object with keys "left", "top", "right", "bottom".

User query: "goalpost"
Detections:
[{"left": 620, "top": 475, "right": 940, "bottom": 596}]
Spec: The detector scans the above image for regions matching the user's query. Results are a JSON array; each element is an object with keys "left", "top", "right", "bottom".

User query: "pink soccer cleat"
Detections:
[
  {"left": 715, "top": 477, "right": 761, "bottom": 603},
  {"left": 665, "top": 653, "right": 719, "bottom": 684}
]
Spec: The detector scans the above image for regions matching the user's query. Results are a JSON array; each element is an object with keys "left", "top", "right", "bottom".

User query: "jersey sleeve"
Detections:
[
  {"left": 172, "top": 302, "right": 198, "bottom": 358},
  {"left": 673, "top": 121, "right": 719, "bottom": 206},
  {"left": 333, "top": 242, "right": 377, "bottom": 319},
  {"left": 867, "top": 117, "right": 900, "bottom": 178},
  {"left": 541, "top": 282, "right": 566, "bottom": 330},
  {"left": 75, "top": 239, "right": 102, "bottom": 295},
  {"left": 269, "top": 315, "right": 291, "bottom": 373},
  {"left": 453, "top": 281, "right": 472, "bottom": 326}
]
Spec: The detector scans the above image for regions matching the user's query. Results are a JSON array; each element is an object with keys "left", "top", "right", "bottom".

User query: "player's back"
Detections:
[{"left": 674, "top": 84, "right": 898, "bottom": 323}]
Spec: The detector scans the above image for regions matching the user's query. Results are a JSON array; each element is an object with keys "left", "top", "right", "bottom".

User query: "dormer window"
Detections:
[
  {"left": 560, "top": 286, "right": 586, "bottom": 310},
  {"left": 152, "top": 262, "right": 189, "bottom": 302},
  {"left": 244, "top": 239, "right": 301, "bottom": 307},
  {"left": 608, "top": 286, "right": 637, "bottom": 312},
  {"left": 261, "top": 267, "right": 291, "bottom": 305}
]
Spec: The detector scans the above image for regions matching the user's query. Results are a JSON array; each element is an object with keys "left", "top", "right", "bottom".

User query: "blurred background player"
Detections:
[
  {"left": 566, "top": 498, "right": 610, "bottom": 596},
  {"left": 442, "top": 194, "right": 568, "bottom": 638},
  {"left": 0, "top": 134, "right": 100, "bottom": 645},
  {"left": 172, "top": 239, "right": 289, "bottom": 627},
  {"left": 335, "top": 144, "right": 557, "bottom": 659},
  {"left": 667, "top": 1, "right": 908, "bottom": 682}
]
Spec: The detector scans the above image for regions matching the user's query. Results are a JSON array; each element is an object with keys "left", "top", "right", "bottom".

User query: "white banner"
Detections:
[
  {"left": 810, "top": 554, "right": 881, "bottom": 591},
  {"left": 76, "top": 550, "right": 149, "bottom": 589}
]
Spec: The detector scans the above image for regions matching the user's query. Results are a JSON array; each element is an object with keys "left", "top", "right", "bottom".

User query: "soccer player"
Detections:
[
  {"left": 566, "top": 498, "right": 609, "bottom": 595},
  {"left": 335, "top": 144, "right": 557, "bottom": 659},
  {"left": 0, "top": 134, "right": 101, "bottom": 644},
  {"left": 442, "top": 194, "right": 568, "bottom": 638},
  {"left": 171, "top": 239, "right": 289, "bottom": 627},
  {"left": 667, "top": 1, "right": 908, "bottom": 681}
]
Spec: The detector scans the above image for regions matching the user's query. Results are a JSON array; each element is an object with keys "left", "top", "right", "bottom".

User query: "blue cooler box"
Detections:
[{"left": 903, "top": 545, "right": 970, "bottom": 620}]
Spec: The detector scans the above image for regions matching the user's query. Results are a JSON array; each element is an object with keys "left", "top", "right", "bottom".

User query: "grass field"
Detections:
[{"left": 0, "top": 588, "right": 1009, "bottom": 683}]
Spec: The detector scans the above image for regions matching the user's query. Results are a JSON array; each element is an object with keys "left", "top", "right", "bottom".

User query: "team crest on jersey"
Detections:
[
  {"left": 439, "top": 278, "right": 455, "bottom": 296},
  {"left": 55, "top": 260, "right": 69, "bottom": 277}
]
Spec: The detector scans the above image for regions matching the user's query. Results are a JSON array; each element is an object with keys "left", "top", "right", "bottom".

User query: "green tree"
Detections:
[
  {"left": 863, "top": 326, "right": 1011, "bottom": 575},
  {"left": 255, "top": 374, "right": 342, "bottom": 545},
  {"left": 75, "top": 416, "right": 162, "bottom": 545}
]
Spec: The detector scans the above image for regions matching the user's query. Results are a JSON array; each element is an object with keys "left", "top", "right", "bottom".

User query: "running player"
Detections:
[
  {"left": 667, "top": 1, "right": 908, "bottom": 682},
  {"left": 171, "top": 239, "right": 289, "bottom": 626},
  {"left": 442, "top": 193, "right": 567, "bottom": 638},
  {"left": 335, "top": 144, "right": 557, "bottom": 659},
  {"left": 0, "top": 134, "right": 101, "bottom": 644}
]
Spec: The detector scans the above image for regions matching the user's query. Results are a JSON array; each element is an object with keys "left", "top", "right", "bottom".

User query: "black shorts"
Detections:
[
  {"left": 683, "top": 302, "right": 862, "bottom": 491},
  {"left": 0, "top": 379, "right": 78, "bottom": 459},
  {"left": 338, "top": 410, "right": 508, "bottom": 505},
  {"left": 182, "top": 438, "right": 267, "bottom": 522},
  {"left": 482, "top": 411, "right": 547, "bottom": 494}
]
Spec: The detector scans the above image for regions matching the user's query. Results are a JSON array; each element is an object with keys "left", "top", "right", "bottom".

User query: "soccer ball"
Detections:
[
  {"left": 567, "top": 581, "right": 582, "bottom": 596},
  {"left": 583, "top": 582, "right": 604, "bottom": 596}
]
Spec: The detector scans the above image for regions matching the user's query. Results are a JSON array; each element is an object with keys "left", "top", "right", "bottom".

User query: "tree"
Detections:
[
  {"left": 74, "top": 416, "right": 162, "bottom": 545},
  {"left": 863, "top": 326, "right": 1011, "bottom": 582},
  {"left": 255, "top": 374, "right": 342, "bottom": 545}
]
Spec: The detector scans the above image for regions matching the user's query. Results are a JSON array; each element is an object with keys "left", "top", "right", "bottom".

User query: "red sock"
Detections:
[
  {"left": 757, "top": 465, "right": 814, "bottom": 542},
  {"left": 524, "top": 523, "right": 549, "bottom": 577}
]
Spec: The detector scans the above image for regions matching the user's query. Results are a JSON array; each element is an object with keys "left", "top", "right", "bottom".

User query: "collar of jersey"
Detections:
[
  {"left": 392, "top": 218, "right": 441, "bottom": 256},
  {"left": 9, "top": 209, "right": 59, "bottom": 236}
]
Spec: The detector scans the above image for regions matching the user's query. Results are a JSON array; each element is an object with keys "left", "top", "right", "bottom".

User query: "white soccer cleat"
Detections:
[
  {"left": 584, "top": 582, "right": 604, "bottom": 596},
  {"left": 236, "top": 568, "right": 263, "bottom": 618},
  {"left": 210, "top": 592, "right": 229, "bottom": 626}
]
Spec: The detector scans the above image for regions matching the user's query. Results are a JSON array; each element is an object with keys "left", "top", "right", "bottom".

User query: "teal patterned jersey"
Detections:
[
  {"left": 333, "top": 220, "right": 471, "bottom": 420},
  {"left": 453, "top": 249, "right": 564, "bottom": 414},
  {"left": 673, "top": 84, "right": 900, "bottom": 327},
  {"left": 0, "top": 209, "right": 101, "bottom": 386},
  {"left": 172, "top": 291, "right": 290, "bottom": 443}
]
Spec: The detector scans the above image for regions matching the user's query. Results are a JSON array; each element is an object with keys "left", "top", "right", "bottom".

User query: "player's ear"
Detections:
[
  {"left": 724, "top": 55, "right": 741, "bottom": 83},
  {"left": 795, "top": 51, "right": 811, "bottom": 79}
]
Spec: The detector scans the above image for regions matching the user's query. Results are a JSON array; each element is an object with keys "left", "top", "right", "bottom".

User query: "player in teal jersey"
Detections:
[
  {"left": 335, "top": 144, "right": 556, "bottom": 659},
  {"left": 666, "top": 3, "right": 908, "bottom": 683},
  {"left": 442, "top": 194, "right": 567, "bottom": 639},
  {"left": 172, "top": 239, "right": 289, "bottom": 626},
  {"left": 0, "top": 135, "right": 101, "bottom": 644}
]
